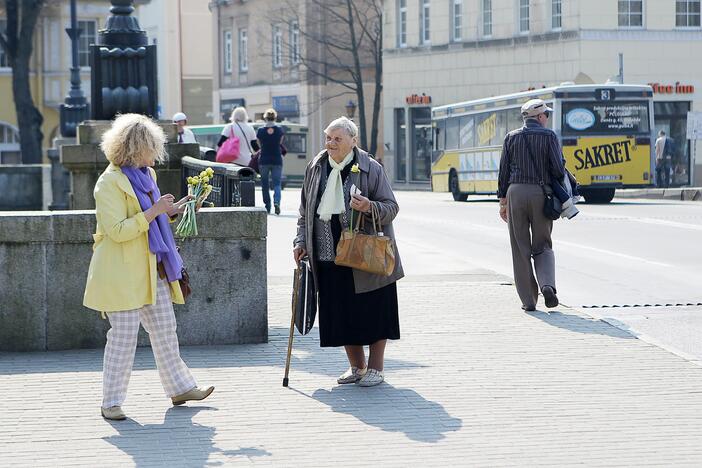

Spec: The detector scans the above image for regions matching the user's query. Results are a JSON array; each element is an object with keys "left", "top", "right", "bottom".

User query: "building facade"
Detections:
[
  {"left": 137, "top": 0, "right": 214, "bottom": 124},
  {"left": 383, "top": 0, "right": 702, "bottom": 187},
  {"left": 0, "top": 1, "right": 109, "bottom": 163},
  {"left": 211, "top": 0, "right": 382, "bottom": 155}
]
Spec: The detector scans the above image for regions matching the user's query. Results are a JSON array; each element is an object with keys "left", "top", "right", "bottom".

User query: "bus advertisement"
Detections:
[{"left": 431, "top": 84, "right": 655, "bottom": 203}]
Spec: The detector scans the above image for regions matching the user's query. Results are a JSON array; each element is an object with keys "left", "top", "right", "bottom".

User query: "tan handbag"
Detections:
[{"left": 334, "top": 204, "right": 395, "bottom": 276}]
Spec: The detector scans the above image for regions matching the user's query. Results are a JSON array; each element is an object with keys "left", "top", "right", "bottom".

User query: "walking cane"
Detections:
[{"left": 283, "top": 266, "right": 300, "bottom": 387}]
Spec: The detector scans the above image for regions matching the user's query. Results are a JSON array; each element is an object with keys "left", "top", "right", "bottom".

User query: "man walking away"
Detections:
[
  {"left": 655, "top": 130, "right": 673, "bottom": 188},
  {"left": 497, "top": 99, "right": 566, "bottom": 311}
]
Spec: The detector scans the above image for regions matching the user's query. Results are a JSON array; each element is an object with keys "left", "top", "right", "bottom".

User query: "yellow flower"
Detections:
[
  {"left": 202, "top": 176, "right": 210, "bottom": 184},
  {"left": 351, "top": 163, "right": 360, "bottom": 173},
  {"left": 206, "top": 167, "right": 214, "bottom": 176}
]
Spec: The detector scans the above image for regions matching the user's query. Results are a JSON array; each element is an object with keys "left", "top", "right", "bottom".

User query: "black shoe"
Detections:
[
  {"left": 542, "top": 286, "right": 559, "bottom": 308},
  {"left": 521, "top": 304, "right": 536, "bottom": 312},
  {"left": 274, "top": 204, "right": 280, "bottom": 215},
  {"left": 265, "top": 204, "right": 271, "bottom": 214}
]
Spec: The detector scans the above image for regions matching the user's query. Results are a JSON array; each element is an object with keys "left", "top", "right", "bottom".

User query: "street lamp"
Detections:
[
  {"left": 59, "top": 0, "right": 90, "bottom": 137},
  {"left": 345, "top": 100, "right": 356, "bottom": 119}
]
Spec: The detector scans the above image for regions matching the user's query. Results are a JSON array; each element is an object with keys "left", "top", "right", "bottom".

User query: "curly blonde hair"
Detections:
[
  {"left": 100, "top": 114, "right": 166, "bottom": 167},
  {"left": 263, "top": 108, "right": 278, "bottom": 122}
]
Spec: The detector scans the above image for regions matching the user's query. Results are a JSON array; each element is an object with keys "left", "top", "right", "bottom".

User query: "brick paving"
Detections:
[{"left": 3, "top": 273, "right": 702, "bottom": 467}]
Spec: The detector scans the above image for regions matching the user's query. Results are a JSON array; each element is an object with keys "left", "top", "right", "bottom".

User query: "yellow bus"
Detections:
[
  {"left": 431, "top": 84, "right": 655, "bottom": 203},
  {"left": 189, "top": 122, "right": 310, "bottom": 186}
]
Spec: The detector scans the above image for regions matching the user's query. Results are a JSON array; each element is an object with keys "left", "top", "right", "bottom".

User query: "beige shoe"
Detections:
[
  {"left": 171, "top": 386, "right": 215, "bottom": 406},
  {"left": 358, "top": 368, "right": 384, "bottom": 387},
  {"left": 101, "top": 406, "right": 126, "bottom": 420},
  {"left": 337, "top": 366, "right": 367, "bottom": 384}
]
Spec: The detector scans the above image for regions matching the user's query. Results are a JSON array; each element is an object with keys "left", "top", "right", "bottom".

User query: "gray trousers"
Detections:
[{"left": 506, "top": 184, "right": 556, "bottom": 308}]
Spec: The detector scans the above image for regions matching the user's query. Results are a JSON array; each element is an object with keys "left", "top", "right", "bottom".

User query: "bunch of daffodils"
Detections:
[{"left": 176, "top": 167, "right": 214, "bottom": 238}]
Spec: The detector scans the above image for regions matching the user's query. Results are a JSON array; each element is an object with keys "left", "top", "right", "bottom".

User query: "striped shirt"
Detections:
[{"left": 497, "top": 120, "right": 566, "bottom": 198}]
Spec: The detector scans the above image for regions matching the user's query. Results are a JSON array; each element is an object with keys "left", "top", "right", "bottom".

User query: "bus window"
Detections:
[
  {"left": 284, "top": 133, "right": 306, "bottom": 154},
  {"left": 434, "top": 120, "right": 446, "bottom": 151},
  {"left": 492, "top": 111, "right": 507, "bottom": 145},
  {"left": 561, "top": 101, "right": 650, "bottom": 135},
  {"left": 459, "top": 116, "right": 475, "bottom": 149},
  {"left": 476, "top": 112, "right": 497, "bottom": 147},
  {"left": 506, "top": 107, "right": 523, "bottom": 132},
  {"left": 445, "top": 117, "right": 459, "bottom": 150}
]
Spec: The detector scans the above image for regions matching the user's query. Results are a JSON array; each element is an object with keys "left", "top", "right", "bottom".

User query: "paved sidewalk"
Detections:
[
  {"left": 616, "top": 187, "right": 702, "bottom": 201},
  {"left": 3, "top": 273, "right": 702, "bottom": 467}
]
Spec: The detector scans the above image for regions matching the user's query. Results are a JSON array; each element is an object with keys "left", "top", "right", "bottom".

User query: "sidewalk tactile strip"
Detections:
[{"left": 581, "top": 302, "right": 702, "bottom": 309}]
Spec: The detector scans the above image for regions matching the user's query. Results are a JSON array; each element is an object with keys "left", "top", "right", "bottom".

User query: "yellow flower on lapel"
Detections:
[{"left": 351, "top": 163, "right": 360, "bottom": 173}]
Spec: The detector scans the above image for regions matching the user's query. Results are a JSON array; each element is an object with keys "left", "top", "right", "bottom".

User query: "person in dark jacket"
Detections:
[
  {"left": 497, "top": 99, "right": 566, "bottom": 312},
  {"left": 256, "top": 108, "right": 285, "bottom": 214}
]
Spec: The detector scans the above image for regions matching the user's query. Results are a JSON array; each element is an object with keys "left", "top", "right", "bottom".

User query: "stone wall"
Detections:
[
  {"left": 0, "top": 165, "right": 50, "bottom": 211},
  {"left": 0, "top": 207, "right": 268, "bottom": 351}
]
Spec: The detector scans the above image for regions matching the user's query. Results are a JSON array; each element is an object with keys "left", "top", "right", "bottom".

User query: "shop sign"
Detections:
[
  {"left": 406, "top": 94, "right": 432, "bottom": 105},
  {"left": 648, "top": 82, "right": 695, "bottom": 94},
  {"left": 272, "top": 95, "right": 300, "bottom": 118}
]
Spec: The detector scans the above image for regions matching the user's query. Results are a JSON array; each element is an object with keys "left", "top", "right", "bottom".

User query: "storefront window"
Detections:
[
  {"left": 395, "top": 108, "right": 406, "bottom": 182},
  {"left": 654, "top": 101, "right": 691, "bottom": 186},
  {"left": 411, "top": 107, "right": 432, "bottom": 181}
]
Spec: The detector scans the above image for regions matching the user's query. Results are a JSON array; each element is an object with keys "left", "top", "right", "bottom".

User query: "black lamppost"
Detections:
[
  {"left": 90, "top": 0, "right": 158, "bottom": 119},
  {"left": 59, "top": 0, "right": 90, "bottom": 137}
]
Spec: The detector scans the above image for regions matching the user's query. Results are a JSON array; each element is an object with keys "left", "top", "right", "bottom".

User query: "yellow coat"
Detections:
[{"left": 83, "top": 164, "right": 185, "bottom": 313}]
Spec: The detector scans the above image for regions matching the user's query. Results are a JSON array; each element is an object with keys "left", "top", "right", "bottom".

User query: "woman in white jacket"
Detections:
[{"left": 217, "top": 107, "right": 258, "bottom": 166}]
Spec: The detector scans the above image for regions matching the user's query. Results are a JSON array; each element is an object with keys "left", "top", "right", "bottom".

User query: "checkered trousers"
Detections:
[{"left": 102, "top": 279, "right": 196, "bottom": 408}]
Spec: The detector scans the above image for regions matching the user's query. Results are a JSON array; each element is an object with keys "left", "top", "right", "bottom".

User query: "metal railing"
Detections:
[{"left": 181, "top": 156, "right": 256, "bottom": 207}]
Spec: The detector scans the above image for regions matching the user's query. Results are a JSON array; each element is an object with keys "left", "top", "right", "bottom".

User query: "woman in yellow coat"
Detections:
[{"left": 84, "top": 114, "right": 214, "bottom": 421}]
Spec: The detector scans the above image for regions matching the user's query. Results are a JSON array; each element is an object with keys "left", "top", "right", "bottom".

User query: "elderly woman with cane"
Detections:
[
  {"left": 293, "top": 116, "right": 404, "bottom": 387},
  {"left": 83, "top": 114, "right": 214, "bottom": 421}
]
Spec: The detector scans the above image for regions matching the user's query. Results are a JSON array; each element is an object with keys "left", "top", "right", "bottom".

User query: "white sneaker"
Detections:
[
  {"left": 337, "top": 366, "right": 367, "bottom": 384},
  {"left": 358, "top": 368, "right": 384, "bottom": 387}
]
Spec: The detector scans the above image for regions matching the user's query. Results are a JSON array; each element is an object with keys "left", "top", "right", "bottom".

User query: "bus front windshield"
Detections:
[{"left": 561, "top": 101, "right": 650, "bottom": 136}]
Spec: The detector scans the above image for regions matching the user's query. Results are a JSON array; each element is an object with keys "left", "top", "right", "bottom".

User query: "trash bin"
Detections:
[{"left": 225, "top": 165, "right": 256, "bottom": 207}]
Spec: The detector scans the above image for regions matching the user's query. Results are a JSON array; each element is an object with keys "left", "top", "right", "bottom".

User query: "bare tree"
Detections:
[
  {"left": 0, "top": 0, "right": 45, "bottom": 164},
  {"left": 273, "top": 0, "right": 383, "bottom": 156}
]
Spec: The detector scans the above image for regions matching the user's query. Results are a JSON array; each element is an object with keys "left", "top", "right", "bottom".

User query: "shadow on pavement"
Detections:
[
  {"left": 526, "top": 310, "right": 635, "bottom": 339},
  {"left": 103, "top": 407, "right": 271, "bottom": 466},
  {"left": 300, "top": 385, "right": 462, "bottom": 443}
]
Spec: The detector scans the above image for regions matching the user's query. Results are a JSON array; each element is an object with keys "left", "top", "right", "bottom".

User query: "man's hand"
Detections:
[{"left": 499, "top": 198, "right": 508, "bottom": 223}]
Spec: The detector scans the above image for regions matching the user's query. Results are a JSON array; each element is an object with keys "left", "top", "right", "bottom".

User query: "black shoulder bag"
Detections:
[{"left": 521, "top": 134, "right": 562, "bottom": 221}]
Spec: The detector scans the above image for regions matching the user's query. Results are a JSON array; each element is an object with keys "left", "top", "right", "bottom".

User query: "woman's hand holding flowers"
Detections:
[{"left": 168, "top": 195, "right": 194, "bottom": 217}]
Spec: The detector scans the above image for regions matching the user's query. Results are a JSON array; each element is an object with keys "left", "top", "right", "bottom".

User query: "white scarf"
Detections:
[{"left": 317, "top": 151, "right": 354, "bottom": 221}]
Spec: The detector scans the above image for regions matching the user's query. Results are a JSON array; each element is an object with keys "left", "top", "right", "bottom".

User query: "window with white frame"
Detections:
[
  {"left": 290, "top": 21, "right": 300, "bottom": 65},
  {"left": 483, "top": 0, "right": 492, "bottom": 37},
  {"left": 552, "top": 0, "right": 562, "bottom": 29},
  {"left": 676, "top": 0, "right": 701, "bottom": 27},
  {"left": 77, "top": 20, "right": 97, "bottom": 68},
  {"left": 519, "top": 0, "right": 530, "bottom": 33},
  {"left": 397, "top": 0, "right": 407, "bottom": 47},
  {"left": 452, "top": 0, "right": 463, "bottom": 41},
  {"left": 420, "top": 0, "right": 431, "bottom": 44},
  {"left": 0, "top": 122, "right": 20, "bottom": 165},
  {"left": 273, "top": 25, "right": 283, "bottom": 68},
  {"left": 0, "top": 20, "right": 8, "bottom": 68},
  {"left": 618, "top": 0, "right": 643, "bottom": 27},
  {"left": 238, "top": 29, "right": 248, "bottom": 72},
  {"left": 224, "top": 31, "right": 233, "bottom": 74}
]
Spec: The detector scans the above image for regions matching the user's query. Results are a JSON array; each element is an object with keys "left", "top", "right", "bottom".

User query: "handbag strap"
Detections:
[
  {"left": 520, "top": 133, "right": 548, "bottom": 195},
  {"left": 236, "top": 122, "right": 253, "bottom": 153}
]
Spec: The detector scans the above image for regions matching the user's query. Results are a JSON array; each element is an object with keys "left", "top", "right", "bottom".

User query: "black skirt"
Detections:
[{"left": 316, "top": 260, "right": 400, "bottom": 347}]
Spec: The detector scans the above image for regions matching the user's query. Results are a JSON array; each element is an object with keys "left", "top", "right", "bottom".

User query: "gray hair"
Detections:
[
  {"left": 231, "top": 106, "right": 248, "bottom": 123},
  {"left": 324, "top": 116, "right": 358, "bottom": 139}
]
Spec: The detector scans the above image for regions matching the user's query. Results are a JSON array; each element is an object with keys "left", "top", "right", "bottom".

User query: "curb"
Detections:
[{"left": 615, "top": 187, "right": 702, "bottom": 201}]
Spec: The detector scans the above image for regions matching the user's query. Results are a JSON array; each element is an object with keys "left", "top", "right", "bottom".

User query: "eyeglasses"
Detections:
[{"left": 543, "top": 111, "right": 551, "bottom": 118}]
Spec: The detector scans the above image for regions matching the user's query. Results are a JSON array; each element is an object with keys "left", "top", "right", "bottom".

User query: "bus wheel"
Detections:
[
  {"left": 582, "top": 188, "right": 615, "bottom": 204},
  {"left": 449, "top": 171, "right": 467, "bottom": 202}
]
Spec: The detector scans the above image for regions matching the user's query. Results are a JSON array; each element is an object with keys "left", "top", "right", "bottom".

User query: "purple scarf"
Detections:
[{"left": 121, "top": 166, "right": 183, "bottom": 282}]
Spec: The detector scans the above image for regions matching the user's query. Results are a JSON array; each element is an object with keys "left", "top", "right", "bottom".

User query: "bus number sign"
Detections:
[{"left": 595, "top": 88, "right": 616, "bottom": 101}]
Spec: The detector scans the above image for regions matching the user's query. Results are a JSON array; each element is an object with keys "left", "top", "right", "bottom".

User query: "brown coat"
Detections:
[{"left": 294, "top": 147, "right": 404, "bottom": 293}]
